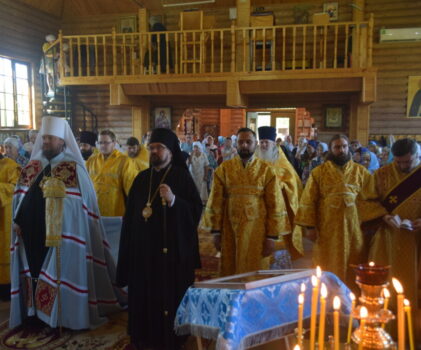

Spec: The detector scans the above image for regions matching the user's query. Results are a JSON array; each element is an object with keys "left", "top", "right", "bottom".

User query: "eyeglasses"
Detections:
[
  {"left": 147, "top": 145, "right": 167, "bottom": 152},
  {"left": 98, "top": 141, "right": 114, "bottom": 145}
]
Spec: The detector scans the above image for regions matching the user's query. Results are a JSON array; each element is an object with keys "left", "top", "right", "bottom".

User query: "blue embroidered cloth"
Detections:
[{"left": 175, "top": 271, "right": 352, "bottom": 350}]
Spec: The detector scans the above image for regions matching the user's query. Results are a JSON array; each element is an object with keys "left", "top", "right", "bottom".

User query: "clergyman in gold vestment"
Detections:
[
  {"left": 86, "top": 130, "right": 138, "bottom": 216},
  {"left": 367, "top": 139, "right": 421, "bottom": 314},
  {"left": 0, "top": 155, "right": 20, "bottom": 298},
  {"left": 254, "top": 126, "right": 304, "bottom": 262},
  {"left": 200, "top": 128, "right": 291, "bottom": 276},
  {"left": 295, "top": 135, "right": 380, "bottom": 286},
  {"left": 126, "top": 136, "right": 149, "bottom": 173}
]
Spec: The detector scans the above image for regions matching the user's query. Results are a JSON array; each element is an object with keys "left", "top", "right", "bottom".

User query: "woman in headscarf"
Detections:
[
  {"left": 3, "top": 137, "right": 29, "bottom": 167},
  {"left": 354, "top": 147, "right": 379, "bottom": 174},
  {"left": 316, "top": 142, "right": 329, "bottom": 165},
  {"left": 301, "top": 140, "right": 319, "bottom": 185},
  {"left": 189, "top": 141, "right": 209, "bottom": 204}
]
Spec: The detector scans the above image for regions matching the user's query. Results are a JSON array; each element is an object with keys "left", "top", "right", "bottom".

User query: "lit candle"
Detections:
[
  {"left": 381, "top": 288, "right": 390, "bottom": 329},
  {"left": 404, "top": 299, "right": 415, "bottom": 350},
  {"left": 368, "top": 261, "right": 375, "bottom": 267},
  {"left": 318, "top": 283, "right": 328, "bottom": 350},
  {"left": 333, "top": 296, "right": 341, "bottom": 350},
  {"left": 298, "top": 293, "right": 304, "bottom": 347},
  {"left": 392, "top": 278, "right": 405, "bottom": 350},
  {"left": 358, "top": 306, "right": 368, "bottom": 350},
  {"left": 346, "top": 292, "right": 356, "bottom": 344},
  {"left": 316, "top": 265, "right": 322, "bottom": 279},
  {"left": 309, "top": 275, "right": 319, "bottom": 350},
  {"left": 293, "top": 345, "right": 301, "bottom": 350}
]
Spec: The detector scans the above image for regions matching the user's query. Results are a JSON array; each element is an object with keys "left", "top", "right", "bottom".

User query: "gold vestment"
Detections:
[
  {"left": 86, "top": 149, "right": 138, "bottom": 216},
  {"left": 200, "top": 156, "right": 290, "bottom": 276},
  {"left": 0, "top": 158, "right": 21, "bottom": 284}
]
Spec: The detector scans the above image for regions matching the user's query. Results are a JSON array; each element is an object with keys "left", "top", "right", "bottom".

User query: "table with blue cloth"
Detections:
[{"left": 175, "top": 271, "right": 352, "bottom": 350}]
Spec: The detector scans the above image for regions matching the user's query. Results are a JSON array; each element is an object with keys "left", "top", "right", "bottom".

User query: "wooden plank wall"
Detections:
[
  {"left": 70, "top": 85, "right": 132, "bottom": 143},
  {"left": 0, "top": 0, "right": 60, "bottom": 129},
  {"left": 367, "top": 0, "right": 421, "bottom": 136}
]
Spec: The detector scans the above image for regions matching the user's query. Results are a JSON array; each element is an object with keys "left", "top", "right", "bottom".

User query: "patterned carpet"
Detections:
[
  {"left": 196, "top": 229, "right": 220, "bottom": 281},
  {"left": 0, "top": 312, "right": 129, "bottom": 350}
]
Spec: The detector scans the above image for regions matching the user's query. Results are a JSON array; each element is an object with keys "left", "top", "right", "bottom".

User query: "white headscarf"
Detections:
[
  {"left": 31, "top": 116, "right": 86, "bottom": 170},
  {"left": 4, "top": 137, "right": 20, "bottom": 149},
  {"left": 192, "top": 141, "right": 203, "bottom": 152}
]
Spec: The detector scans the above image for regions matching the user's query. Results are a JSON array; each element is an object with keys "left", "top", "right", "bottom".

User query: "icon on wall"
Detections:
[
  {"left": 323, "top": 2, "right": 338, "bottom": 21},
  {"left": 154, "top": 107, "right": 171, "bottom": 129}
]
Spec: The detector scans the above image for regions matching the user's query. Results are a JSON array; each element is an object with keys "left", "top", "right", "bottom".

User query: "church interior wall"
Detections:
[
  {"left": 3, "top": 0, "right": 420, "bottom": 141},
  {"left": 0, "top": 0, "right": 60, "bottom": 128},
  {"left": 367, "top": 0, "right": 421, "bottom": 136}
]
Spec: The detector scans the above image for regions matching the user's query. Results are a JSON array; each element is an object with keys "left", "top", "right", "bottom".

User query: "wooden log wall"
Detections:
[
  {"left": 0, "top": 0, "right": 60, "bottom": 129},
  {"left": 367, "top": 0, "right": 421, "bottom": 136},
  {"left": 70, "top": 85, "right": 132, "bottom": 143}
]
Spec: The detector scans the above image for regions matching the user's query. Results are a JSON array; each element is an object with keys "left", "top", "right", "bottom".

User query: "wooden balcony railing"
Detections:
[{"left": 50, "top": 15, "right": 373, "bottom": 81}]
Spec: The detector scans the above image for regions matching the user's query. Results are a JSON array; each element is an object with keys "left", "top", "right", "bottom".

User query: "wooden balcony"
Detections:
[{"left": 52, "top": 16, "right": 374, "bottom": 88}]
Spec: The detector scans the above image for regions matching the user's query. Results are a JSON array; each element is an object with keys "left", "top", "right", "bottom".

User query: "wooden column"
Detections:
[
  {"left": 132, "top": 98, "right": 151, "bottom": 141},
  {"left": 226, "top": 79, "right": 247, "bottom": 107},
  {"left": 220, "top": 109, "right": 232, "bottom": 136},
  {"left": 349, "top": 94, "right": 369, "bottom": 145},
  {"left": 236, "top": 0, "right": 251, "bottom": 72}
]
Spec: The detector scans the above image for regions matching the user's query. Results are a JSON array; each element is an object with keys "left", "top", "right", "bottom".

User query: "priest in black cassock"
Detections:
[{"left": 116, "top": 128, "right": 202, "bottom": 350}]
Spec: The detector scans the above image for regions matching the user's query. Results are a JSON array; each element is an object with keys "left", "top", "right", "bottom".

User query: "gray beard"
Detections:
[{"left": 255, "top": 145, "right": 279, "bottom": 163}]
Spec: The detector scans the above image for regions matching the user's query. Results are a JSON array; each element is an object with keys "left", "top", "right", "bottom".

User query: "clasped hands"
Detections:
[{"left": 159, "top": 184, "right": 175, "bottom": 206}]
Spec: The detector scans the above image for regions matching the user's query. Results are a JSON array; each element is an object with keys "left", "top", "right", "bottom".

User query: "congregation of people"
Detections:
[{"left": 0, "top": 119, "right": 420, "bottom": 349}]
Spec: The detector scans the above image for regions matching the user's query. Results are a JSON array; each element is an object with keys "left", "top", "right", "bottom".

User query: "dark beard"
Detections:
[
  {"left": 42, "top": 149, "right": 61, "bottom": 160},
  {"left": 238, "top": 150, "right": 254, "bottom": 160},
  {"left": 81, "top": 150, "right": 93, "bottom": 160},
  {"left": 326, "top": 152, "right": 351, "bottom": 166},
  {"left": 150, "top": 154, "right": 166, "bottom": 167}
]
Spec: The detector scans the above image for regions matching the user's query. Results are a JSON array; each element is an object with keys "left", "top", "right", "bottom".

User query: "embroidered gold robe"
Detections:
[
  {"left": 200, "top": 156, "right": 291, "bottom": 276},
  {"left": 128, "top": 146, "right": 149, "bottom": 173},
  {"left": 86, "top": 149, "right": 138, "bottom": 216},
  {"left": 257, "top": 149, "right": 304, "bottom": 258},
  {"left": 295, "top": 160, "right": 378, "bottom": 285},
  {"left": 0, "top": 158, "right": 20, "bottom": 284},
  {"left": 369, "top": 163, "right": 421, "bottom": 309}
]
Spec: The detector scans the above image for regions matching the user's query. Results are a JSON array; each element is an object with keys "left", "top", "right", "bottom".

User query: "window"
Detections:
[{"left": 0, "top": 56, "right": 32, "bottom": 128}]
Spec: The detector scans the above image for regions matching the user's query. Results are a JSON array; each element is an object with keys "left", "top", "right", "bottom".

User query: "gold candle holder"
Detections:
[{"left": 351, "top": 264, "right": 395, "bottom": 349}]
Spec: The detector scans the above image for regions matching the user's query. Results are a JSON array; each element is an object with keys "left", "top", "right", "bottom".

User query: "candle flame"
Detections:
[
  {"left": 333, "top": 296, "right": 341, "bottom": 310},
  {"left": 316, "top": 266, "right": 322, "bottom": 278},
  {"left": 404, "top": 299, "right": 410, "bottom": 307},
  {"left": 368, "top": 261, "right": 375, "bottom": 267},
  {"left": 382, "top": 288, "right": 390, "bottom": 298},
  {"left": 301, "top": 283, "right": 306, "bottom": 293},
  {"left": 293, "top": 345, "right": 301, "bottom": 350},
  {"left": 392, "top": 278, "right": 404, "bottom": 294},
  {"left": 311, "top": 275, "right": 318, "bottom": 287},
  {"left": 360, "top": 306, "right": 368, "bottom": 318},
  {"left": 321, "top": 283, "right": 328, "bottom": 298},
  {"left": 350, "top": 292, "right": 355, "bottom": 301},
  {"left": 298, "top": 293, "right": 304, "bottom": 304}
]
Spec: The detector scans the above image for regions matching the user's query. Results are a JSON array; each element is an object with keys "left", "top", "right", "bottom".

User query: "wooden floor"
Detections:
[{"left": 0, "top": 300, "right": 9, "bottom": 324}]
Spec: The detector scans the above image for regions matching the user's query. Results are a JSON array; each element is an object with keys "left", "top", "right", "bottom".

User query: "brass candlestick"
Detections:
[{"left": 351, "top": 264, "right": 395, "bottom": 349}]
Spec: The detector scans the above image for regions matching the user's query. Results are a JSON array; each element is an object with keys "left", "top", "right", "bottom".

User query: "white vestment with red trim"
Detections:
[{"left": 10, "top": 151, "right": 123, "bottom": 330}]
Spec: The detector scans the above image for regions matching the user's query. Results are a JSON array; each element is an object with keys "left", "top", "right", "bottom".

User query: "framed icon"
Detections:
[
  {"left": 407, "top": 76, "right": 421, "bottom": 117},
  {"left": 119, "top": 16, "right": 138, "bottom": 33},
  {"left": 324, "top": 105, "right": 343, "bottom": 129},
  {"left": 154, "top": 107, "right": 171, "bottom": 129},
  {"left": 323, "top": 2, "right": 338, "bottom": 21}
]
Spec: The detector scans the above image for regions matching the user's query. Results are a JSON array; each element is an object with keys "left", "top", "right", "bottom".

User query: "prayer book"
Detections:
[{"left": 392, "top": 215, "right": 413, "bottom": 230}]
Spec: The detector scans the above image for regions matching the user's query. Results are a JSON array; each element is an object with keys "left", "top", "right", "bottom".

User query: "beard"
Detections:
[
  {"left": 81, "top": 150, "right": 93, "bottom": 160},
  {"left": 326, "top": 152, "right": 352, "bottom": 166},
  {"left": 256, "top": 145, "right": 279, "bottom": 162},
  {"left": 238, "top": 149, "right": 254, "bottom": 160},
  {"left": 150, "top": 153, "right": 169, "bottom": 167},
  {"left": 42, "top": 146, "right": 62, "bottom": 160}
]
